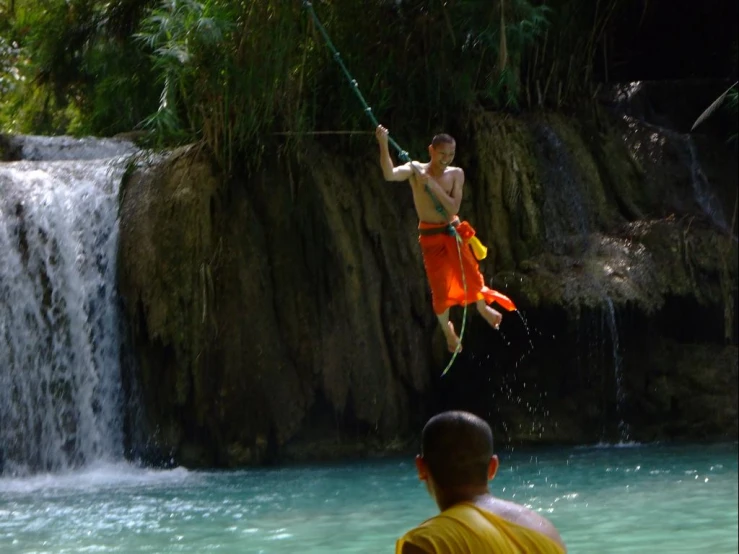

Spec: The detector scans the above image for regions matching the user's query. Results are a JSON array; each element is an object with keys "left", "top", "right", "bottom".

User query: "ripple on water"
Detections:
[{"left": 0, "top": 444, "right": 736, "bottom": 553}]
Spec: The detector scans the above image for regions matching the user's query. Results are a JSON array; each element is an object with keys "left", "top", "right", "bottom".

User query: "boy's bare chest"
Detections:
[{"left": 411, "top": 173, "right": 454, "bottom": 195}]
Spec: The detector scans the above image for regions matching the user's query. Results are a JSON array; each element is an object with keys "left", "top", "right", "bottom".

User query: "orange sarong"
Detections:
[{"left": 418, "top": 218, "right": 517, "bottom": 315}]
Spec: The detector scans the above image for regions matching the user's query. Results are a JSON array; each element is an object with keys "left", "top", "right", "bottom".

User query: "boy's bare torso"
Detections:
[{"left": 409, "top": 162, "right": 462, "bottom": 224}]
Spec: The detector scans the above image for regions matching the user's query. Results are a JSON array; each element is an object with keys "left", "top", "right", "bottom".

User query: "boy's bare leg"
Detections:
[
  {"left": 476, "top": 299, "right": 502, "bottom": 329},
  {"left": 436, "top": 309, "right": 462, "bottom": 353}
]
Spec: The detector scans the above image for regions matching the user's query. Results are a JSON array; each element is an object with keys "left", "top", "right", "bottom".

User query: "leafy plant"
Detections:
[
  {"left": 136, "top": 0, "right": 310, "bottom": 171},
  {"left": 0, "top": 0, "right": 645, "bottom": 170},
  {"left": 0, "top": 0, "right": 159, "bottom": 135}
]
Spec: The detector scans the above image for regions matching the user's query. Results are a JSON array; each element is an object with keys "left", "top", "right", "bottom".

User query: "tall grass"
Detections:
[
  {"left": 134, "top": 0, "right": 556, "bottom": 171},
  {"left": 0, "top": 0, "right": 158, "bottom": 135},
  {"left": 136, "top": 0, "right": 313, "bottom": 171},
  {"left": 3, "top": 0, "right": 647, "bottom": 171},
  {"left": 521, "top": 0, "right": 625, "bottom": 108}
]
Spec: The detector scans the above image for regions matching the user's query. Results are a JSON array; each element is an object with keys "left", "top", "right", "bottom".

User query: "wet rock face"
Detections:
[
  {"left": 602, "top": 80, "right": 737, "bottom": 137},
  {"left": 0, "top": 134, "right": 22, "bottom": 161},
  {"left": 118, "top": 145, "right": 436, "bottom": 467},
  {"left": 435, "top": 301, "right": 737, "bottom": 447},
  {"left": 118, "top": 99, "right": 737, "bottom": 466},
  {"left": 454, "top": 106, "right": 736, "bottom": 446}
]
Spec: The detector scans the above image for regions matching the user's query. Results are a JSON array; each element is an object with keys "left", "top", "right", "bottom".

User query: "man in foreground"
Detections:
[{"left": 396, "top": 411, "right": 567, "bottom": 553}]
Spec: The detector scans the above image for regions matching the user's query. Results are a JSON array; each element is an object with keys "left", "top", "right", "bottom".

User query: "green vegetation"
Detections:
[
  {"left": 0, "top": 0, "right": 158, "bottom": 135},
  {"left": 0, "top": 0, "right": 717, "bottom": 172}
]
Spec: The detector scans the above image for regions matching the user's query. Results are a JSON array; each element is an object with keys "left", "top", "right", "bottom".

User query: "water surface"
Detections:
[{"left": 0, "top": 442, "right": 736, "bottom": 553}]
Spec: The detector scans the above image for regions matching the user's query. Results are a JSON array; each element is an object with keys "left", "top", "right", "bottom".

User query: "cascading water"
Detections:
[
  {"left": 684, "top": 137, "right": 730, "bottom": 234},
  {"left": 603, "top": 296, "right": 630, "bottom": 442},
  {"left": 575, "top": 297, "right": 631, "bottom": 444},
  {"left": 0, "top": 136, "right": 136, "bottom": 476},
  {"left": 532, "top": 124, "right": 590, "bottom": 253},
  {"left": 630, "top": 117, "right": 730, "bottom": 233},
  {"left": 611, "top": 82, "right": 732, "bottom": 236}
]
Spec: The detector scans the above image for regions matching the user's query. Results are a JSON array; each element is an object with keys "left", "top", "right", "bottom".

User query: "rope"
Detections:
[
  {"left": 302, "top": 1, "right": 402, "bottom": 157},
  {"left": 302, "top": 0, "right": 467, "bottom": 375},
  {"left": 442, "top": 235, "right": 467, "bottom": 375}
]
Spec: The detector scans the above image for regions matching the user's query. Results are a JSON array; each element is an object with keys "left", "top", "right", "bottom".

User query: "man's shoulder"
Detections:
[
  {"left": 476, "top": 498, "right": 566, "bottom": 552},
  {"left": 445, "top": 166, "right": 464, "bottom": 180},
  {"left": 398, "top": 504, "right": 565, "bottom": 554}
]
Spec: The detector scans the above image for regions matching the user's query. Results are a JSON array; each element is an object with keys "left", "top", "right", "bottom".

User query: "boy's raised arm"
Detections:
[{"left": 376, "top": 125, "right": 413, "bottom": 182}]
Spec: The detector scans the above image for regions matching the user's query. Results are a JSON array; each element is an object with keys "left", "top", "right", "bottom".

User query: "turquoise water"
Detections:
[{"left": 0, "top": 443, "right": 736, "bottom": 553}]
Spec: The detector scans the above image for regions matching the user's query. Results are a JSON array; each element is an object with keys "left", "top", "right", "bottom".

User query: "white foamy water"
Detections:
[
  {"left": 0, "top": 139, "right": 135, "bottom": 476},
  {"left": 0, "top": 461, "right": 191, "bottom": 495},
  {"left": 4, "top": 135, "right": 138, "bottom": 162}
]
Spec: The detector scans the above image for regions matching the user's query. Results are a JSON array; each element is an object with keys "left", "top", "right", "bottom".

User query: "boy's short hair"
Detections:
[{"left": 432, "top": 134, "right": 456, "bottom": 148}]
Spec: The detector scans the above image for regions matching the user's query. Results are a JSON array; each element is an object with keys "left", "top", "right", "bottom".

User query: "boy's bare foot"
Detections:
[
  {"left": 444, "top": 321, "right": 462, "bottom": 353},
  {"left": 479, "top": 304, "right": 502, "bottom": 329}
]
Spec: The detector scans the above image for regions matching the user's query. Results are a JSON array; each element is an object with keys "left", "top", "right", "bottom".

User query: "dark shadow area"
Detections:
[{"left": 601, "top": 0, "right": 737, "bottom": 83}]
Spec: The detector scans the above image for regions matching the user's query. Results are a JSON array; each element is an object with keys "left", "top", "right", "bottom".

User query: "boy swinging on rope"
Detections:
[{"left": 376, "top": 125, "right": 516, "bottom": 353}]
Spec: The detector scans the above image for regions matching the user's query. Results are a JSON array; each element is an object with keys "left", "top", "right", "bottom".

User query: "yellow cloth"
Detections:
[{"left": 396, "top": 502, "right": 565, "bottom": 554}]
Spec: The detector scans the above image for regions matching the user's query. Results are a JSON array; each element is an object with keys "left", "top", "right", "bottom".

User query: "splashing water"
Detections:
[
  {"left": 515, "top": 310, "right": 536, "bottom": 359},
  {"left": 491, "top": 309, "right": 548, "bottom": 439},
  {"left": 0, "top": 141, "right": 134, "bottom": 476}
]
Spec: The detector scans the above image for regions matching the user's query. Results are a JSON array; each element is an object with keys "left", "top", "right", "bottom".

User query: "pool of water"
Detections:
[{"left": 0, "top": 442, "right": 736, "bottom": 553}]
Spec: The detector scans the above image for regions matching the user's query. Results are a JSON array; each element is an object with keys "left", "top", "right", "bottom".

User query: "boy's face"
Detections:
[{"left": 429, "top": 142, "right": 456, "bottom": 167}]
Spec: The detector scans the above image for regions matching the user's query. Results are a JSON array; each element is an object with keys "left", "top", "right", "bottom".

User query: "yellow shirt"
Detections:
[{"left": 396, "top": 502, "right": 565, "bottom": 554}]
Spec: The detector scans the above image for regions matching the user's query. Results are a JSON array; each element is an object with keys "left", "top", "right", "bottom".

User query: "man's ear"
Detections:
[
  {"left": 487, "top": 455, "right": 499, "bottom": 480},
  {"left": 415, "top": 454, "right": 430, "bottom": 481}
]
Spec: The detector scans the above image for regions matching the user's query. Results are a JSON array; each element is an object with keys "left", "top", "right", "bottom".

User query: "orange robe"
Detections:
[
  {"left": 418, "top": 218, "right": 516, "bottom": 315},
  {"left": 396, "top": 502, "right": 566, "bottom": 554}
]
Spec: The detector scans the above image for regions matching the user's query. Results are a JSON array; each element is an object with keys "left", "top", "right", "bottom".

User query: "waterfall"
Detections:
[
  {"left": 603, "top": 296, "right": 630, "bottom": 442},
  {"left": 575, "top": 296, "right": 631, "bottom": 443},
  {"left": 0, "top": 136, "right": 136, "bottom": 476},
  {"left": 615, "top": 100, "right": 732, "bottom": 237},
  {"left": 683, "top": 137, "right": 730, "bottom": 233},
  {"left": 532, "top": 124, "right": 590, "bottom": 253}
]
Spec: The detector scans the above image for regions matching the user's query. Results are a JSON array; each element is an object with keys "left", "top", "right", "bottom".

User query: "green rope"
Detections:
[
  {"left": 441, "top": 235, "right": 467, "bottom": 376},
  {"left": 302, "top": 2, "right": 401, "bottom": 156},
  {"left": 302, "top": 0, "right": 467, "bottom": 375}
]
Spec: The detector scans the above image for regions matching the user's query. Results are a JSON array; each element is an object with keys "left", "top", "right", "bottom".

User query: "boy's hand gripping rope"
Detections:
[{"left": 302, "top": 0, "right": 467, "bottom": 375}]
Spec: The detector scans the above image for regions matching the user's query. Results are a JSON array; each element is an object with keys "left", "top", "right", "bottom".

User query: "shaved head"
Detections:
[
  {"left": 431, "top": 133, "right": 455, "bottom": 148},
  {"left": 421, "top": 411, "right": 494, "bottom": 489}
]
